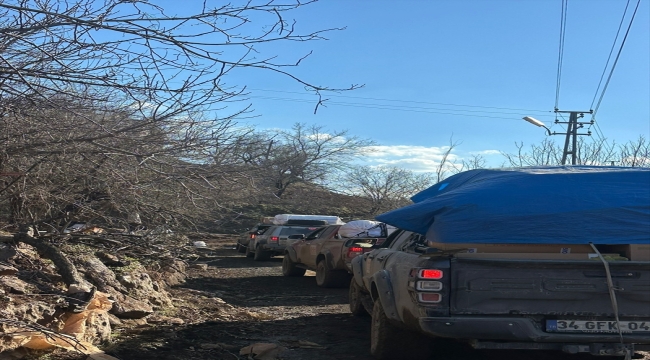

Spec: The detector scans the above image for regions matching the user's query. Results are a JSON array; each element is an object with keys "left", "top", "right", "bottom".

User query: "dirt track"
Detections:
[{"left": 104, "top": 236, "right": 648, "bottom": 360}]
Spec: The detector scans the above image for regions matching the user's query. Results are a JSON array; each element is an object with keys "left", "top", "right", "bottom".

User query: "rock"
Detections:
[
  {"left": 110, "top": 293, "right": 153, "bottom": 319},
  {"left": 145, "top": 315, "right": 169, "bottom": 324},
  {"left": 190, "top": 263, "right": 208, "bottom": 270},
  {"left": 168, "top": 318, "right": 184, "bottom": 325},
  {"left": 147, "top": 259, "right": 186, "bottom": 287},
  {"left": 121, "top": 318, "right": 148, "bottom": 326},
  {"left": 0, "top": 276, "right": 32, "bottom": 294},
  {"left": 115, "top": 265, "right": 172, "bottom": 309},
  {"left": 75, "top": 256, "right": 124, "bottom": 293},
  {"left": 107, "top": 314, "right": 122, "bottom": 326},
  {"left": 0, "top": 264, "right": 18, "bottom": 276},
  {"left": 199, "top": 343, "right": 221, "bottom": 350}
]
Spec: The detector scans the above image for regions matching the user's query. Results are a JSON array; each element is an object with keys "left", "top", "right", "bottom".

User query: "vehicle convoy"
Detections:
[
  {"left": 350, "top": 166, "right": 650, "bottom": 360},
  {"left": 282, "top": 221, "right": 388, "bottom": 287}
]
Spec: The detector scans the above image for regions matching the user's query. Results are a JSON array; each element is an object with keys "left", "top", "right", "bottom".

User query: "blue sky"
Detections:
[{"left": 210, "top": 0, "right": 650, "bottom": 171}]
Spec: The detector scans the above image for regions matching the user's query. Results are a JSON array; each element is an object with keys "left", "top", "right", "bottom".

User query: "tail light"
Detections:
[
  {"left": 250, "top": 234, "right": 256, "bottom": 239},
  {"left": 270, "top": 236, "right": 279, "bottom": 243},
  {"left": 418, "top": 293, "right": 441, "bottom": 303},
  {"left": 419, "top": 269, "right": 443, "bottom": 279},
  {"left": 412, "top": 268, "right": 444, "bottom": 304},
  {"left": 346, "top": 246, "right": 364, "bottom": 259}
]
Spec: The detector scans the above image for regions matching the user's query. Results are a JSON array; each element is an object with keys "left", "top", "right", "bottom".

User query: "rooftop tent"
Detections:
[{"left": 376, "top": 166, "right": 650, "bottom": 245}]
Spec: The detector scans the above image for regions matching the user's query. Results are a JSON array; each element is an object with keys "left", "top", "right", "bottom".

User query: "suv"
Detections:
[
  {"left": 236, "top": 223, "right": 272, "bottom": 254},
  {"left": 247, "top": 220, "right": 326, "bottom": 261}
]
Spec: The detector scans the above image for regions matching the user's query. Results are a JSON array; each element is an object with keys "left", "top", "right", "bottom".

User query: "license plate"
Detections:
[{"left": 547, "top": 320, "right": 650, "bottom": 333}]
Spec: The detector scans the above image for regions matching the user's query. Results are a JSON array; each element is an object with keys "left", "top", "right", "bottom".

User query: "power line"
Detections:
[
  {"left": 590, "top": 0, "right": 631, "bottom": 110},
  {"left": 247, "top": 88, "right": 551, "bottom": 113},
  {"left": 588, "top": 0, "right": 641, "bottom": 158},
  {"left": 247, "top": 95, "right": 551, "bottom": 121},
  {"left": 554, "top": 0, "right": 568, "bottom": 111},
  {"left": 591, "top": 0, "right": 641, "bottom": 117},
  {"left": 248, "top": 94, "right": 549, "bottom": 116}
]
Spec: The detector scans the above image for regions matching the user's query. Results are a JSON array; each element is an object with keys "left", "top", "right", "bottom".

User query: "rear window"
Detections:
[{"left": 279, "top": 226, "right": 322, "bottom": 236}]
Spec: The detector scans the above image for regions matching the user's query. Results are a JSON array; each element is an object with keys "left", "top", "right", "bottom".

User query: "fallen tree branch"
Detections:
[{"left": 13, "top": 227, "right": 85, "bottom": 287}]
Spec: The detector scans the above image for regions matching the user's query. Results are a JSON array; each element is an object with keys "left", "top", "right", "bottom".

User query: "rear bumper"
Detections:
[{"left": 419, "top": 317, "right": 650, "bottom": 344}]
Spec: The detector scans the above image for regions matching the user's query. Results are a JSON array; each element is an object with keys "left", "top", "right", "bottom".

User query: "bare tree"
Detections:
[
  {"left": 342, "top": 166, "right": 434, "bottom": 215},
  {"left": 616, "top": 136, "right": 650, "bottom": 167},
  {"left": 242, "top": 123, "right": 375, "bottom": 198},
  {"left": 0, "top": 0, "right": 361, "bottom": 227},
  {"left": 502, "top": 136, "right": 649, "bottom": 168},
  {"left": 457, "top": 154, "right": 487, "bottom": 172}
]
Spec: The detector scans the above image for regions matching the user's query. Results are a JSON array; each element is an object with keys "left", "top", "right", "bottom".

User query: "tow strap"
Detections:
[{"left": 589, "top": 243, "right": 632, "bottom": 360}]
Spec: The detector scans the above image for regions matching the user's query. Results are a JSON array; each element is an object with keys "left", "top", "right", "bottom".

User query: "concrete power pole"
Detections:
[{"left": 553, "top": 110, "right": 593, "bottom": 165}]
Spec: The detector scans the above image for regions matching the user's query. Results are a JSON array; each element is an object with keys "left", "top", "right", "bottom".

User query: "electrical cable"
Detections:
[
  {"left": 590, "top": 0, "right": 631, "bottom": 110},
  {"left": 246, "top": 95, "right": 552, "bottom": 121},
  {"left": 247, "top": 88, "right": 551, "bottom": 114},
  {"left": 554, "top": 0, "right": 568, "bottom": 111},
  {"left": 588, "top": 0, "right": 641, "bottom": 160},
  {"left": 592, "top": 0, "right": 641, "bottom": 117}
]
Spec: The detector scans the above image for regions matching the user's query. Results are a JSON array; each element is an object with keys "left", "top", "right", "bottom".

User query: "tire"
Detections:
[
  {"left": 282, "top": 254, "right": 306, "bottom": 277},
  {"left": 245, "top": 245, "right": 254, "bottom": 258},
  {"left": 315, "top": 260, "right": 349, "bottom": 288},
  {"left": 349, "top": 277, "right": 369, "bottom": 316},
  {"left": 253, "top": 245, "right": 269, "bottom": 261},
  {"left": 370, "top": 299, "right": 432, "bottom": 360},
  {"left": 237, "top": 243, "right": 247, "bottom": 253}
]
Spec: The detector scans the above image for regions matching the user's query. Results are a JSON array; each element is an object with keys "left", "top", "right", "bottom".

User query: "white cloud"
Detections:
[
  {"left": 359, "top": 145, "right": 505, "bottom": 172},
  {"left": 360, "top": 145, "right": 459, "bottom": 173},
  {"left": 470, "top": 149, "right": 501, "bottom": 156}
]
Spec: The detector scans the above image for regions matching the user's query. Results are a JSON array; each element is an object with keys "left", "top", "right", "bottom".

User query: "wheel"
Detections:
[
  {"left": 370, "top": 299, "right": 432, "bottom": 360},
  {"left": 349, "top": 277, "right": 369, "bottom": 316},
  {"left": 282, "top": 254, "right": 306, "bottom": 277},
  {"left": 237, "top": 243, "right": 247, "bottom": 253},
  {"left": 315, "top": 260, "right": 349, "bottom": 288},
  {"left": 253, "top": 245, "right": 269, "bottom": 261},
  {"left": 245, "top": 244, "right": 254, "bottom": 258}
]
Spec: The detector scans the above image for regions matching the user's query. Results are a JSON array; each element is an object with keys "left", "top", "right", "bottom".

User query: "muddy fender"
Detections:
[
  {"left": 351, "top": 256, "right": 365, "bottom": 288},
  {"left": 371, "top": 270, "right": 400, "bottom": 322},
  {"left": 322, "top": 250, "right": 336, "bottom": 269},
  {"left": 285, "top": 246, "right": 298, "bottom": 262}
]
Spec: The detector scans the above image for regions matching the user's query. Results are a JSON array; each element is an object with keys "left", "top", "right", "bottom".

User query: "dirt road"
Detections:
[{"left": 106, "top": 236, "right": 647, "bottom": 360}]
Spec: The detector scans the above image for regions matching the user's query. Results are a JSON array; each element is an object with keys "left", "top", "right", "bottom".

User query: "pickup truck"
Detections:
[
  {"left": 350, "top": 229, "right": 650, "bottom": 359},
  {"left": 282, "top": 224, "right": 385, "bottom": 287}
]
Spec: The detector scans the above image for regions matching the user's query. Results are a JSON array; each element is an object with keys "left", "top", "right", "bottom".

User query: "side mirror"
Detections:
[{"left": 288, "top": 234, "right": 305, "bottom": 240}]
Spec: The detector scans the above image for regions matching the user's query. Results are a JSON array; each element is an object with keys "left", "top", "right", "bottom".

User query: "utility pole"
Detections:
[{"left": 553, "top": 109, "right": 593, "bottom": 165}]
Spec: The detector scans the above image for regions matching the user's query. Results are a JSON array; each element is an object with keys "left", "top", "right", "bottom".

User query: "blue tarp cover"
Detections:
[{"left": 375, "top": 166, "right": 650, "bottom": 244}]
